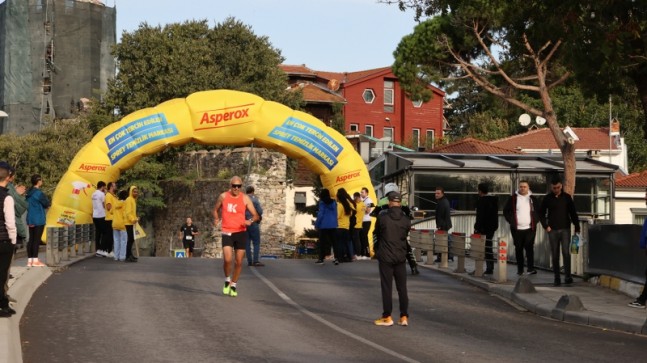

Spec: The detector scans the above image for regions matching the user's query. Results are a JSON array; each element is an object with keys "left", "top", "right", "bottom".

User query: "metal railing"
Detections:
[{"left": 45, "top": 224, "right": 95, "bottom": 266}]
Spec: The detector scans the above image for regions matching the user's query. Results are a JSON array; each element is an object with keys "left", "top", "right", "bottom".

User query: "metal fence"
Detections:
[{"left": 45, "top": 224, "right": 94, "bottom": 266}]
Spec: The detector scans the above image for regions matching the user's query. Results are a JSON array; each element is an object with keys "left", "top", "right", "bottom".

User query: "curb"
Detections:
[{"left": 419, "top": 264, "right": 647, "bottom": 336}]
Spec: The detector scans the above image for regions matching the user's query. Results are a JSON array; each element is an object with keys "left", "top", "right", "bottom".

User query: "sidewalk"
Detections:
[
  {"left": 1, "top": 251, "right": 94, "bottom": 363},
  {"left": 418, "top": 256, "right": 647, "bottom": 335}
]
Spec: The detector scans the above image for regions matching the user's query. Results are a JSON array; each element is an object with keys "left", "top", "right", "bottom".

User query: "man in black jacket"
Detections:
[
  {"left": 539, "top": 179, "right": 580, "bottom": 286},
  {"left": 474, "top": 183, "right": 498, "bottom": 275},
  {"left": 434, "top": 186, "right": 453, "bottom": 262},
  {"left": 374, "top": 192, "right": 411, "bottom": 327}
]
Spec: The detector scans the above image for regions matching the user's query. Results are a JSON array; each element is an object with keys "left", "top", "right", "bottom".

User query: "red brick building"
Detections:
[{"left": 280, "top": 64, "right": 446, "bottom": 150}]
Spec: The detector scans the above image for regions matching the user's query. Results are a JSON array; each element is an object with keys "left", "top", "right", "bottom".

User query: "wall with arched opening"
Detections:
[{"left": 45, "top": 90, "right": 376, "bottom": 240}]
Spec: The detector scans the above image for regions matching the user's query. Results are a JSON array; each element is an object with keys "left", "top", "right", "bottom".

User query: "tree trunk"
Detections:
[{"left": 540, "top": 88, "right": 575, "bottom": 195}]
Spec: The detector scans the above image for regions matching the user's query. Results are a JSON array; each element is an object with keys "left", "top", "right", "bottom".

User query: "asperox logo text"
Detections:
[
  {"left": 336, "top": 171, "right": 361, "bottom": 184},
  {"left": 200, "top": 105, "right": 251, "bottom": 127},
  {"left": 78, "top": 163, "right": 107, "bottom": 173}
]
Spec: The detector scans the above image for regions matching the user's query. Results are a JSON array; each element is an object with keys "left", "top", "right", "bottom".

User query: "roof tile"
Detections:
[
  {"left": 490, "top": 127, "right": 618, "bottom": 150},
  {"left": 430, "top": 137, "right": 524, "bottom": 154}
]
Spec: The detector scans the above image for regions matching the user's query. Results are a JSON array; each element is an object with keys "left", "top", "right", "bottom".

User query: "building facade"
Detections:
[{"left": 0, "top": 0, "right": 116, "bottom": 134}]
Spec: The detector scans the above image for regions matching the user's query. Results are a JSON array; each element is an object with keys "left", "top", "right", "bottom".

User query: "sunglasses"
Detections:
[{"left": 231, "top": 184, "right": 242, "bottom": 189}]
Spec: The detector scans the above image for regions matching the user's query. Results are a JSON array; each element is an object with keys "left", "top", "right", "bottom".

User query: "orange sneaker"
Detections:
[
  {"left": 374, "top": 316, "right": 393, "bottom": 326},
  {"left": 31, "top": 260, "right": 47, "bottom": 267},
  {"left": 398, "top": 316, "right": 408, "bottom": 326}
]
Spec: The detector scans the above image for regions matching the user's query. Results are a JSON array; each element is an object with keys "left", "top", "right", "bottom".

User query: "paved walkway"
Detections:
[{"left": 2, "top": 252, "right": 647, "bottom": 363}]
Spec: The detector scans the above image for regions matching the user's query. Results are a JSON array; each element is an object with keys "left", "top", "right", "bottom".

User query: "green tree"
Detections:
[{"left": 386, "top": 0, "right": 614, "bottom": 194}]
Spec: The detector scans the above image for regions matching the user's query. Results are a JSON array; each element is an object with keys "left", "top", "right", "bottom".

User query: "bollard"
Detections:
[
  {"left": 470, "top": 234, "right": 486, "bottom": 277},
  {"left": 409, "top": 229, "right": 434, "bottom": 264},
  {"left": 46, "top": 227, "right": 57, "bottom": 266},
  {"left": 89, "top": 223, "right": 96, "bottom": 253},
  {"left": 497, "top": 238, "right": 507, "bottom": 283},
  {"left": 434, "top": 230, "right": 449, "bottom": 268},
  {"left": 451, "top": 232, "right": 466, "bottom": 273}
]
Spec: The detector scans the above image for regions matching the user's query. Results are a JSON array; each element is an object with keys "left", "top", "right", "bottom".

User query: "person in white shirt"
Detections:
[
  {"left": 0, "top": 163, "right": 17, "bottom": 317},
  {"left": 359, "top": 187, "right": 374, "bottom": 259},
  {"left": 503, "top": 180, "right": 540, "bottom": 276},
  {"left": 91, "top": 181, "right": 108, "bottom": 257}
]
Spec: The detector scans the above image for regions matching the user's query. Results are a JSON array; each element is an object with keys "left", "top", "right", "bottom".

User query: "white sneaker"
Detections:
[
  {"left": 95, "top": 250, "right": 105, "bottom": 257},
  {"left": 107, "top": 251, "right": 114, "bottom": 258}
]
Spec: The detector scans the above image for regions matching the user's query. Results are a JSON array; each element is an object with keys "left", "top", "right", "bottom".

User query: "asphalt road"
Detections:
[{"left": 20, "top": 258, "right": 647, "bottom": 363}]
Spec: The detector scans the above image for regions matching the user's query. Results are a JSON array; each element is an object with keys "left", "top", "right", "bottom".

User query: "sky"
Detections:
[{"left": 111, "top": 0, "right": 420, "bottom": 72}]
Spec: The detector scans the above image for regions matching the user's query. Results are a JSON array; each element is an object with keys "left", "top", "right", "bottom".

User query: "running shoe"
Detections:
[
  {"left": 374, "top": 316, "right": 393, "bottom": 326},
  {"left": 398, "top": 316, "right": 408, "bottom": 326},
  {"left": 229, "top": 286, "right": 237, "bottom": 297},
  {"left": 223, "top": 281, "right": 231, "bottom": 295},
  {"left": 628, "top": 300, "right": 646, "bottom": 309}
]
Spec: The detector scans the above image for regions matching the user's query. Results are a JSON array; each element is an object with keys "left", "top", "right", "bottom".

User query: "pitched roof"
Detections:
[
  {"left": 490, "top": 127, "right": 618, "bottom": 151},
  {"left": 296, "top": 83, "right": 346, "bottom": 104},
  {"left": 278, "top": 64, "right": 317, "bottom": 77},
  {"left": 616, "top": 170, "right": 647, "bottom": 188},
  {"left": 430, "top": 137, "right": 524, "bottom": 154}
]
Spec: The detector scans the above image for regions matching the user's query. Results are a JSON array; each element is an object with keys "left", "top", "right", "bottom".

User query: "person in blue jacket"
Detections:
[
  {"left": 628, "top": 188, "right": 647, "bottom": 309},
  {"left": 26, "top": 174, "right": 50, "bottom": 267},
  {"left": 314, "top": 188, "right": 337, "bottom": 264}
]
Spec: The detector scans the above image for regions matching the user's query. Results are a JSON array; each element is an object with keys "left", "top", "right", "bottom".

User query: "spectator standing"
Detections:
[
  {"left": 92, "top": 181, "right": 108, "bottom": 257},
  {"left": 314, "top": 189, "right": 337, "bottom": 265},
  {"left": 539, "top": 179, "right": 580, "bottom": 286},
  {"left": 103, "top": 182, "right": 116, "bottom": 258},
  {"left": 359, "top": 187, "right": 374, "bottom": 258},
  {"left": 213, "top": 176, "right": 259, "bottom": 297},
  {"left": 25, "top": 174, "right": 49, "bottom": 267},
  {"left": 371, "top": 183, "right": 419, "bottom": 275},
  {"left": 628, "top": 188, "right": 647, "bottom": 309},
  {"left": 245, "top": 186, "right": 264, "bottom": 266},
  {"left": 124, "top": 186, "right": 139, "bottom": 262},
  {"left": 336, "top": 188, "right": 356, "bottom": 263},
  {"left": 112, "top": 190, "right": 128, "bottom": 262},
  {"left": 434, "top": 186, "right": 453, "bottom": 262},
  {"left": 4, "top": 164, "right": 25, "bottom": 305},
  {"left": 352, "top": 192, "right": 365, "bottom": 261},
  {"left": 474, "top": 183, "right": 499, "bottom": 275},
  {"left": 0, "top": 164, "right": 17, "bottom": 317},
  {"left": 503, "top": 180, "right": 539, "bottom": 276},
  {"left": 179, "top": 217, "right": 199, "bottom": 258},
  {"left": 374, "top": 192, "right": 411, "bottom": 327}
]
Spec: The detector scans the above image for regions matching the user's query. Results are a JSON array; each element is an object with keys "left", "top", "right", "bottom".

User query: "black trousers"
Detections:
[
  {"left": 318, "top": 229, "right": 335, "bottom": 261},
  {"left": 126, "top": 225, "right": 135, "bottom": 259},
  {"left": 0, "top": 240, "right": 14, "bottom": 309},
  {"left": 104, "top": 220, "right": 114, "bottom": 253},
  {"left": 512, "top": 228, "right": 536, "bottom": 273},
  {"left": 378, "top": 260, "right": 408, "bottom": 318},
  {"left": 360, "top": 221, "right": 371, "bottom": 257},
  {"left": 28, "top": 225, "right": 44, "bottom": 259},
  {"left": 93, "top": 217, "right": 106, "bottom": 251}
]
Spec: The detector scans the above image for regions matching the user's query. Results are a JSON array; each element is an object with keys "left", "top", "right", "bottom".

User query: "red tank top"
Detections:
[{"left": 221, "top": 192, "right": 247, "bottom": 233}]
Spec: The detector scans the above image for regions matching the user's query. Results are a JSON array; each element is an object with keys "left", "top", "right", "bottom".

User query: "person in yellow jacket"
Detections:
[
  {"left": 112, "top": 190, "right": 128, "bottom": 261},
  {"left": 351, "top": 192, "right": 366, "bottom": 261},
  {"left": 335, "top": 188, "right": 355, "bottom": 265},
  {"left": 124, "top": 186, "right": 139, "bottom": 262}
]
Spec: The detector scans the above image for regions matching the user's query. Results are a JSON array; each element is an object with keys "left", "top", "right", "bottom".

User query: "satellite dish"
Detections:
[
  {"left": 536, "top": 116, "right": 546, "bottom": 125},
  {"left": 327, "top": 79, "right": 340, "bottom": 91},
  {"left": 518, "top": 114, "right": 531, "bottom": 126}
]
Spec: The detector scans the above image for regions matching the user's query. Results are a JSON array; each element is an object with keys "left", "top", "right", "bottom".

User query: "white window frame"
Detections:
[
  {"left": 362, "top": 89, "right": 376, "bottom": 104},
  {"left": 412, "top": 128, "right": 420, "bottom": 149},
  {"left": 383, "top": 127, "right": 394, "bottom": 142},
  {"left": 426, "top": 129, "right": 435, "bottom": 148},
  {"left": 365, "top": 125, "right": 374, "bottom": 137},
  {"left": 349, "top": 123, "right": 359, "bottom": 133},
  {"left": 412, "top": 99, "right": 423, "bottom": 108}
]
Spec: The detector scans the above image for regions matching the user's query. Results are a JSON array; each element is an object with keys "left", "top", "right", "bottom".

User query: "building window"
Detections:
[
  {"left": 365, "top": 125, "right": 374, "bottom": 137},
  {"left": 295, "top": 192, "right": 307, "bottom": 210},
  {"left": 362, "top": 89, "right": 375, "bottom": 104},
  {"left": 383, "top": 127, "right": 394, "bottom": 142},
  {"left": 412, "top": 99, "right": 423, "bottom": 108},
  {"left": 349, "top": 123, "right": 359, "bottom": 133},
  {"left": 384, "top": 80, "right": 394, "bottom": 113},
  {"left": 425, "top": 129, "right": 435, "bottom": 149},
  {"left": 412, "top": 128, "right": 420, "bottom": 149}
]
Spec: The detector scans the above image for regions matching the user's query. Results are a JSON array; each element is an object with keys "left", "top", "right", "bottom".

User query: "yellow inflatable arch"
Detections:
[{"left": 46, "top": 90, "right": 376, "bottom": 236}]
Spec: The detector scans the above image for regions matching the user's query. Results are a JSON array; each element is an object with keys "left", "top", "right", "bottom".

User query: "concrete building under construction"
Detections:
[{"left": 0, "top": 0, "right": 116, "bottom": 135}]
